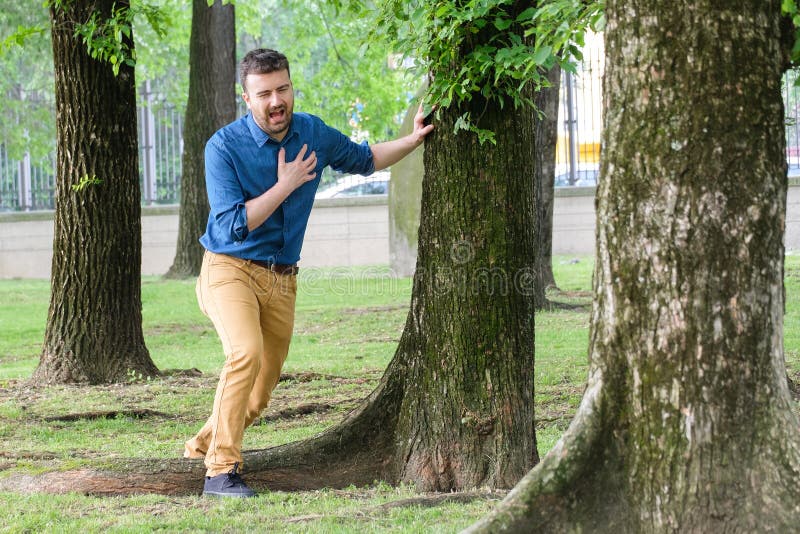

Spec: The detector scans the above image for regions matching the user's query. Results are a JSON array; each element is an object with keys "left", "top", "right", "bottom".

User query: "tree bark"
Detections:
[
  {"left": 468, "top": 1, "right": 800, "bottom": 532},
  {"left": 33, "top": 0, "right": 158, "bottom": 384},
  {"left": 535, "top": 65, "right": 560, "bottom": 293},
  {"left": 165, "top": 0, "right": 236, "bottom": 279},
  {"left": 388, "top": 92, "right": 539, "bottom": 490}
]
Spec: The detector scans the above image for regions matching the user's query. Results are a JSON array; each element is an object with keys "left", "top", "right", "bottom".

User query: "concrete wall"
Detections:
[
  {"left": 0, "top": 197, "right": 389, "bottom": 279},
  {"left": 552, "top": 186, "right": 597, "bottom": 255},
  {"left": 3, "top": 180, "right": 800, "bottom": 279}
]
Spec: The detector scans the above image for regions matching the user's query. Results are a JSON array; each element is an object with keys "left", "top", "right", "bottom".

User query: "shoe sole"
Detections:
[{"left": 203, "top": 490, "right": 256, "bottom": 498}]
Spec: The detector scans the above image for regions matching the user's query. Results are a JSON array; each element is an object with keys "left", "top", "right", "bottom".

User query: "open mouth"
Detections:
[{"left": 268, "top": 108, "right": 286, "bottom": 122}]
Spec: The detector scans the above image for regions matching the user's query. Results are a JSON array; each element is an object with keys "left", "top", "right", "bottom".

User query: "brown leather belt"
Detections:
[{"left": 250, "top": 259, "right": 299, "bottom": 275}]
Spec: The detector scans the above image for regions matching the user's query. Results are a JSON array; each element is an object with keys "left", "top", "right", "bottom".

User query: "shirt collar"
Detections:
[{"left": 246, "top": 112, "right": 299, "bottom": 147}]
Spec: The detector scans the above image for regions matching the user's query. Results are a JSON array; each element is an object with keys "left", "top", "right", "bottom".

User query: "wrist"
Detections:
[{"left": 272, "top": 180, "right": 294, "bottom": 198}]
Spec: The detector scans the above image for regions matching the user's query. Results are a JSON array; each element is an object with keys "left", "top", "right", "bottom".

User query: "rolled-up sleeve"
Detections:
[
  {"left": 205, "top": 138, "right": 250, "bottom": 242},
  {"left": 323, "top": 123, "right": 375, "bottom": 176}
]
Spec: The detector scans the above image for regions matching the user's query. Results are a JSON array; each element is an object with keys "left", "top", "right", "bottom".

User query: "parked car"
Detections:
[
  {"left": 554, "top": 164, "right": 599, "bottom": 187},
  {"left": 315, "top": 171, "right": 391, "bottom": 199}
]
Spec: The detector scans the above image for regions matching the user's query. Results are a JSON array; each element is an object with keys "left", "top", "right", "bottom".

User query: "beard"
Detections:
[{"left": 256, "top": 104, "right": 292, "bottom": 139}]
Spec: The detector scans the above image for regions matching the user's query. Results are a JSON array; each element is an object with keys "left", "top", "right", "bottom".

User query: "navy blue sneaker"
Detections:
[{"left": 203, "top": 462, "right": 256, "bottom": 498}]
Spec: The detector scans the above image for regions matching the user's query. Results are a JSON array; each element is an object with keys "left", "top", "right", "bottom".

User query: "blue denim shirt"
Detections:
[{"left": 199, "top": 112, "right": 375, "bottom": 264}]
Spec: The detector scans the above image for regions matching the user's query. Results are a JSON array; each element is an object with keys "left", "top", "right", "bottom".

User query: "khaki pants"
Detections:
[{"left": 185, "top": 251, "right": 297, "bottom": 477}]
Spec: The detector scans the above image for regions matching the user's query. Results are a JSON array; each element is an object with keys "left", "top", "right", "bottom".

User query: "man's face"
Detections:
[{"left": 242, "top": 69, "right": 294, "bottom": 141}]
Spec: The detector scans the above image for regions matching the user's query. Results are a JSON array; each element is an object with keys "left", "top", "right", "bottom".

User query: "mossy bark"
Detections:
[
  {"left": 388, "top": 92, "right": 539, "bottom": 490},
  {"left": 468, "top": 1, "right": 800, "bottom": 531},
  {"left": 33, "top": 0, "right": 158, "bottom": 384},
  {"left": 165, "top": 0, "right": 236, "bottom": 279}
]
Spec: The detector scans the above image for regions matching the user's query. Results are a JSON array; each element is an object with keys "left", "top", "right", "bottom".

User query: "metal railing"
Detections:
[
  {"left": 0, "top": 82, "right": 187, "bottom": 212},
  {"left": 138, "top": 80, "right": 184, "bottom": 205},
  {"left": 557, "top": 36, "right": 604, "bottom": 187},
  {"left": 0, "top": 145, "right": 56, "bottom": 211}
]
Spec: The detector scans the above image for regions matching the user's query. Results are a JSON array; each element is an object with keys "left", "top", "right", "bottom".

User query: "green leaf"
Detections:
[
  {"left": 515, "top": 7, "right": 536, "bottom": 22},
  {"left": 531, "top": 45, "right": 553, "bottom": 66},
  {"left": 493, "top": 17, "right": 512, "bottom": 31},
  {"left": 568, "top": 44, "right": 583, "bottom": 62}
]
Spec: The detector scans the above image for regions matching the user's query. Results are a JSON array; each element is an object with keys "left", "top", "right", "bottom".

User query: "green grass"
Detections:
[
  {"left": 0, "top": 485, "right": 498, "bottom": 533},
  {"left": 1, "top": 254, "right": 798, "bottom": 531}
]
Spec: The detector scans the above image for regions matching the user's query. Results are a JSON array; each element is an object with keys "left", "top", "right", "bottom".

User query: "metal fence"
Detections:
[
  {"left": 138, "top": 80, "right": 184, "bottom": 205},
  {"left": 4, "top": 51, "right": 800, "bottom": 211},
  {"left": 0, "top": 81, "right": 187, "bottom": 212},
  {"left": 557, "top": 35, "right": 604, "bottom": 187}
]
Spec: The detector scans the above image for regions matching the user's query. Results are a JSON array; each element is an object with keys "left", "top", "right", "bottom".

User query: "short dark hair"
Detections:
[{"left": 239, "top": 49, "right": 291, "bottom": 92}]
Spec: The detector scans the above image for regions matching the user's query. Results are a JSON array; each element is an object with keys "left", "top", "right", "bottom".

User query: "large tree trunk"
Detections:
[
  {"left": 535, "top": 65, "right": 560, "bottom": 293},
  {"left": 165, "top": 0, "right": 236, "bottom": 279},
  {"left": 33, "top": 0, "right": 158, "bottom": 384},
  {"left": 388, "top": 94, "right": 539, "bottom": 490},
  {"left": 468, "top": 1, "right": 800, "bottom": 532}
]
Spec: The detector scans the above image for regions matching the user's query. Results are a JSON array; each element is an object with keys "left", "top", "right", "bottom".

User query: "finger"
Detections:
[
  {"left": 278, "top": 147, "right": 286, "bottom": 166},
  {"left": 305, "top": 151, "right": 318, "bottom": 169},
  {"left": 297, "top": 144, "right": 308, "bottom": 160}
]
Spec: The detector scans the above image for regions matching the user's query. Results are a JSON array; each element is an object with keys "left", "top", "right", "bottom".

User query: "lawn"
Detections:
[{"left": 0, "top": 254, "right": 797, "bottom": 532}]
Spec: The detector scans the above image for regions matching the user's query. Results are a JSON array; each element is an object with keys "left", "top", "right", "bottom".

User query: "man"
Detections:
[{"left": 184, "top": 48, "right": 433, "bottom": 498}]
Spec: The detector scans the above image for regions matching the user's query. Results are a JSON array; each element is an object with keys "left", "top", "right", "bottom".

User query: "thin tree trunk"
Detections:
[
  {"left": 33, "top": 0, "right": 158, "bottom": 384},
  {"left": 165, "top": 0, "right": 236, "bottom": 279},
  {"left": 468, "top": 1, "right": 800, "bottom": 531},
  {"left": 536, "top": 65, "right": 560, "bottom": 294}
]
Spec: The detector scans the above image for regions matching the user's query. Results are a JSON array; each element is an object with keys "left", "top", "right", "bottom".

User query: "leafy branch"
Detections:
[
  {"left": 368, "top": 0, "right": 604, "bottom": 143},
  {"left": 3, "top": 1, "right": 172, "bottom": 76},
  {"left": 70, "top": 2, "right": 170, "bottom": 76},
  {"left": 71, "top": 174, "right": 103, "bottom": 192},
  {"left": 783, "top": 0, "right": 800, "bottom": 63},
  {"left": 0, "top": 25, "right": 48, "bottom": 54}
]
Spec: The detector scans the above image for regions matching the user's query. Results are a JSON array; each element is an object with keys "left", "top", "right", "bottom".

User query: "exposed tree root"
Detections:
[
  {"left": 0, "top": 451, "right": 60, "bottom": 460},
  {"left": 159, "top": 368, "right": 203, "bottom": 378},
  {"left": 43, "top": 409, "right": 170, "bottom": 422},
  {"left": 377, "top": 490, "right": 508, "bottom": 511},
  {"left": 256, "top": 402, "right": 333, "bottom": 423},
  {"left": 787, "top": 372, "right": 799, "bottom": 400},
  {"left": 538, "top": 296, "right": 590, "bottom": 312},
  {"left": 463, "top": 370, "right": 629, "bottom": 533},
  {"left": 279, "top": 371, "right": 346, "bottom": 383}
]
